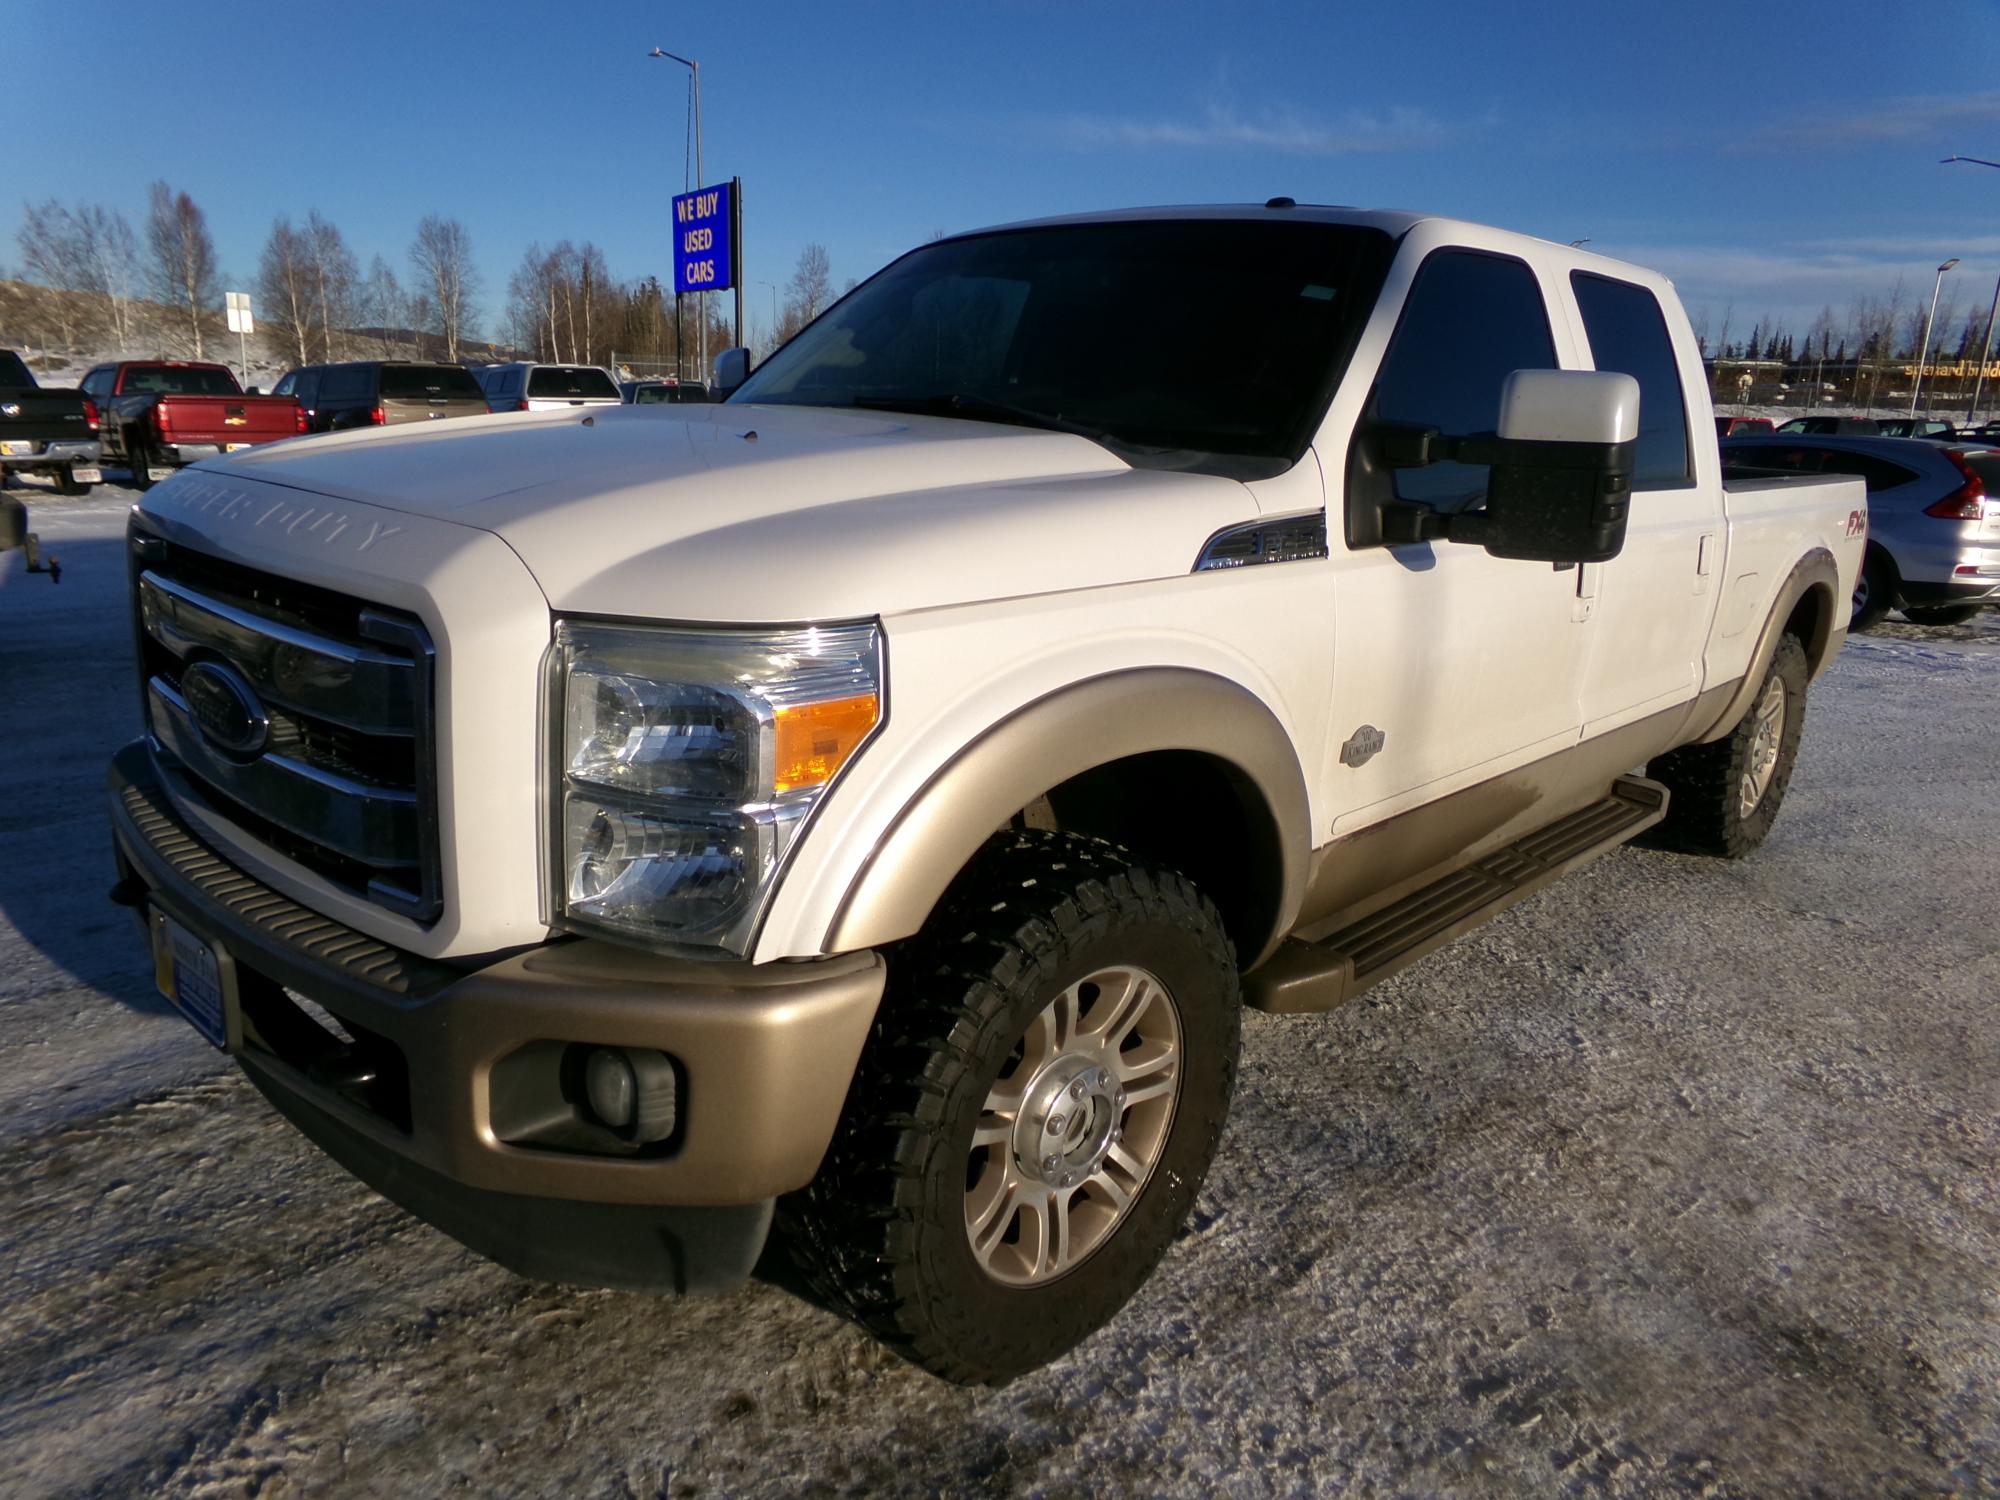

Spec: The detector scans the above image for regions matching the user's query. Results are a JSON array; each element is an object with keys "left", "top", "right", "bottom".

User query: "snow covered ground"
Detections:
[{"left": 1, "top": 484, "right": 1995, "bottom": 1498}]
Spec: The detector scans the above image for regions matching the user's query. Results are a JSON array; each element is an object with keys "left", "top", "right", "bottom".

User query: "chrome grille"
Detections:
[{"left": 131, "top": 530, "right": 442, "bottom": 924}]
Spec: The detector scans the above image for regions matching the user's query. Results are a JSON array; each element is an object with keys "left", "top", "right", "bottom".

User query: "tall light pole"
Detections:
[
  {"left": 649, "top": 46, "right": 705, "bottom": 379},
  {"left": 1968, "top": 272, "right": 2000, "bottom": 425},
  {"left": 1910, "top": 257, "right": 1958, "bottom": 416},
  {"left": 1944, "top": 156, "right": 2000, "bottom": 424}
]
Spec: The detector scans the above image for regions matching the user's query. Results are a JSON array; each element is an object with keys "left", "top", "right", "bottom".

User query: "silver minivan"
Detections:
[{"left": 476, "top": 363, "right": 623, "bottom": 413}]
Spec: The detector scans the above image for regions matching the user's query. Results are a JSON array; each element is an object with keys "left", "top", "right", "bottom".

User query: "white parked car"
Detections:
[
  {"left": 109, "top": 203, "right": 1864, "bottom": 1384},
  {"left": 475, "top": 361, "right": 623, "bottom": 412}
]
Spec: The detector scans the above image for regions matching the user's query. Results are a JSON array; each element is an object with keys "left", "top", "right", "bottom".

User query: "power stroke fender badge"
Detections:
[
  {"left": 1340, "top": 724, "right": 1386, "bottom": 768},
  {"left": 182, "top": 660, "right": 271, "bottom": 759}
]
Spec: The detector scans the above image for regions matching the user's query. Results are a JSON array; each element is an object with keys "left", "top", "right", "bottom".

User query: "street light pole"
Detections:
[
  {"left": 1910, "top": 257, "right": 1958, "bottom": 416},
  {"left": 649, "top": 46, "right": 705, "bottom": 380},
  {"left": 1943, "top": 157, "right": 2000, "bottom": 425},
  {"left": 1969, "top": 272, "right": 2000, "bottom": 425}
]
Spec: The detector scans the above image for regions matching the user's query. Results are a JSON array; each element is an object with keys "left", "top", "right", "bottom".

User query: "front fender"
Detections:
[{"left": 824, "top": 668, "right": 1310, "bottom": 968}]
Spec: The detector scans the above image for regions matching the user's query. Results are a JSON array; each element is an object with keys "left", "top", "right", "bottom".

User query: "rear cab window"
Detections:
[
  {"left": 319, "top": 366, "right": 371, "bottom": 402},
  {"left": 1571, "top": 272, "right": 1691, "bottom": 490},
  {"left": 380, "top": 365, "right": 485, "bottom": 400},
  {"left": 123, "top": 365, "right": 242, "bottom": 396},
  {"left": 528, "top": 367, "right": 620, "bottom": 399}
]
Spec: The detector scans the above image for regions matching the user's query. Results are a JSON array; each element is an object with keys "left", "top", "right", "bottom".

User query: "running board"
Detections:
[{"left": 1245, "top": 775, "right": 1669, "bottom": 1014}]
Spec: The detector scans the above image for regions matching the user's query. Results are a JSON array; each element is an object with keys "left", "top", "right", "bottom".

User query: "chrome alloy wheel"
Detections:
[
  {"left": 1740, "top": 673, "right": 1788, "bottom": 818},
  {"left": 965, "top": 965, "right": 1182, "bottom": 1287}
]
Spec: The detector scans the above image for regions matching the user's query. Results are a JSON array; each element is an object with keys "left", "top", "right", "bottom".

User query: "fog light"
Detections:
[{"left": 583, "top": 1046, "right": 679, "bottom": 1144}]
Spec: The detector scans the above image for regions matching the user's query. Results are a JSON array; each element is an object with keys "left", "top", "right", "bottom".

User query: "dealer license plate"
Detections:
[
  {"left": 71, "top": 466, "right": 101, "bottom": 484},
  {"left": 151, "top": 909, "right": 228, "bottom": 1048},
  {"left": 224, "top": 442, "right": 251, "bottom": 452},
  {"left": 0, "top": 440, "right": 32, "bottom": 457}
]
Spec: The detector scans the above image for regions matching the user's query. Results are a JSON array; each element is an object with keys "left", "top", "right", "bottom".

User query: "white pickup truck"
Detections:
[{"left": 108, "top": 204, "right": 1865, "bottom": 1383}]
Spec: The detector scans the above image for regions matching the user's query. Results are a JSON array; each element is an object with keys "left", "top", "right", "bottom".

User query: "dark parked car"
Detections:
[
  {"left": 1774, "top": 415, "right": 1880, "bottom": 435},
  {"left": 274, "top": 361, "right": 490, "bottom": 433},
  {"left": 1714, "top": 415, "right": 1774, "bottom": 437},
  {"left": 1723, "top": 433, "right": 2000, "bottom": 628},
  {"left": 620, "top": 379, "right": 711, "bottom": 405}
]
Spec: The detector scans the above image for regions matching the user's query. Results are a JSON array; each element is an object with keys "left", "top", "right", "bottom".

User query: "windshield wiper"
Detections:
[{"left": 851, "top": 392, "right": 1115, "bottom": 445}]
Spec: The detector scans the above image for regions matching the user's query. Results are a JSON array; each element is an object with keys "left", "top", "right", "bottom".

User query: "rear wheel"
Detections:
[
  {"left": 1644, "top": 634, "right": 1809, "bottom": 859},
  {"left": 128, "top": 439, "right": 158, "bottom": 491},
  {"left": 778, "top": 829, "right": 1240, "bottom": 1384},
  {"left": 1901, "top": 603, "right": 1981, "bottom": 627},
  {"left": 1850, "top": 547, "right": 1895, "bottom": 631}
]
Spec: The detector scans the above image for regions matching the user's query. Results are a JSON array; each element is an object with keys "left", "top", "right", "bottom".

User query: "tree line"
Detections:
[
  {"left": 8, "top": 180, "right": 845, "bottom": 379},
  {"left": 8, "top": 184, "right": 485, "bottom": 366}
]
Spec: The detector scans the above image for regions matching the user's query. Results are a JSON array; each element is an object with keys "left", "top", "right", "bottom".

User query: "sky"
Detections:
[{"left": 6, "top": 0, "right": 2000, "bottom": 354}]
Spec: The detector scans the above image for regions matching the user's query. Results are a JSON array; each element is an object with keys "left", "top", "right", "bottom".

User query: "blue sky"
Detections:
[{"left": 8, "top": 0, "right": 2000, "bottom": 351}]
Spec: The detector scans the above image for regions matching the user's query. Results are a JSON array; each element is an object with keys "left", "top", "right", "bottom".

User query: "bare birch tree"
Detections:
[
  {"left": 778, "top": 243, "right": 833, "bottom": 341},
  {"left": 358, "top": 255, "right": 406, "bottom": 357},
  {"left": 145, "top": 181, "right": 219, "bottom": 357},
  {"left": 15, "top": 199, "right": 91, "bottom": 349},
  {"left": 306, "top": 211, "right": 356, "bottom": 360},
  {"left": 77, "top": 204, "right": 142, "bottom": 351},
  {"left": 258, "top": 218, "right": 317, "bottom": 365},
  {"left": 410, "top": 215, "right": 477, "bottom": 362}
]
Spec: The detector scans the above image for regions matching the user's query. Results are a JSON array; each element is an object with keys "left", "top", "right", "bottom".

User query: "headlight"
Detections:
[{"left": 553, "top": 619, "right": 883, "bottom": 954}]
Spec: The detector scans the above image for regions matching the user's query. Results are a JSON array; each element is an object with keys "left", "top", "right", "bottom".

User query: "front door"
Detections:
[{"left": 1323, "top": 240, "right": 1593, "bottom": 841}]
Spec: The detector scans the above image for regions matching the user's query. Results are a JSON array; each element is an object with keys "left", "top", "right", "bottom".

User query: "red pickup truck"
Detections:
[{"left": 80, "top": 361, "right": 304, "bottom": 490}]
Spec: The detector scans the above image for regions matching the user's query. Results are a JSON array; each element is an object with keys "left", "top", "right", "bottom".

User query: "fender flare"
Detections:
[
  {"left": 824, "top": 668, "right": 1311, "bottom": 967},
  {"left": 1692, "top": 546, "right": 1842, "bottom": 744}
]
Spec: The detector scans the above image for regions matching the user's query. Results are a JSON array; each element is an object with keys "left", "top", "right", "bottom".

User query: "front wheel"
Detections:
[{"left": 779, "top": 829, "right": 1240, "bottom": 1384}]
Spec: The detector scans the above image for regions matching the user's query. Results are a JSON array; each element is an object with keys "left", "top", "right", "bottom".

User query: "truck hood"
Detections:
[{"left": 196, "top": 403, "right": 1261, "bottom": 619}]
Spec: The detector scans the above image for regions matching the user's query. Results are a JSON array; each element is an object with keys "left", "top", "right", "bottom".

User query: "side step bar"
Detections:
[{"left": 1245, "top": 775, "right": 1669, "bottom": 1014}]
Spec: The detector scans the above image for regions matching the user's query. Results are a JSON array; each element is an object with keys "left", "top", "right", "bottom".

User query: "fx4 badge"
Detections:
[
  {"left": 1845, "top": 509, "right": 1866, "bottom": 539},
  {"left": 1340, "top": 724, "right": 1386, "bottom": 768}
]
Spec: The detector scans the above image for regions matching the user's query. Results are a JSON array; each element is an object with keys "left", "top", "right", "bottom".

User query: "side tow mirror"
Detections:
[
  {"left": 1378, "top": 369, "right": 1640, "bottom": 564},
  {"left": 712, "top": 347, "right": 750, "bottom": 397}
]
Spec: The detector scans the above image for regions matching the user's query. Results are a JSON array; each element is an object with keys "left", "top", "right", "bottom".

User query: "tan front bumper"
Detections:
[{"left": 108, "top": 740, "right": 885, "bottom": 1210}]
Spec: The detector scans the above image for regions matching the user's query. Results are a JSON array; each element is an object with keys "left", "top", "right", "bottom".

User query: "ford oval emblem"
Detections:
[{"left": 182, "top": 660, "right": 270, "bottom": 759}]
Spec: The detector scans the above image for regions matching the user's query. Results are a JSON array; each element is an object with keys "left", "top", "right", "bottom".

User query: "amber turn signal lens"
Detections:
[{"left": 773, "top": 693, "right": 880, "bottom": 793}]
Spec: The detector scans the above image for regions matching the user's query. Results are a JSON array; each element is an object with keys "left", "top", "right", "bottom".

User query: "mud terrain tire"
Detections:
[
  {"left": 1645, "top": 634, "right": 1809, "bottom": 859},
  {"left": 778, "top": 829, "right": 1240, "bottom": 1384}
]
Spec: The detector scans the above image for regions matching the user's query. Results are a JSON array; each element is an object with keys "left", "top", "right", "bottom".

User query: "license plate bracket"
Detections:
[{"left": 150, "top": 907, "right": 237, "bottom": 1050}]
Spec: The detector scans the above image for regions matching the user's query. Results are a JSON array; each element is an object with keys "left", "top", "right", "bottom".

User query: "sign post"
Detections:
[
  {"left": 224, "top": 292, "right": 254, "bottom": 386},
  {"left": 672, "top": 179, "right": 741, "bottom": 380}
]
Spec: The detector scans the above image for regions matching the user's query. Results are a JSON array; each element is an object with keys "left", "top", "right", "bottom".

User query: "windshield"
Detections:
[
  {"left": 379, "top": 364, "right": 484, "bottom": 400},
  {"left": 731, "top": 219, "right": 1394, "bottom": 478}
]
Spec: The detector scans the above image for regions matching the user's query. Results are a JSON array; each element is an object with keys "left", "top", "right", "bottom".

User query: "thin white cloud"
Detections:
[
  {"left": 1040, "top": 103, "right": 1449, "bottom": 156},
  {"left": 1603, "top": 237, "right": 2000, "bottom": 336},
  {"left": 1733, "top": 91, "right": 2000, "bottom": 151}
]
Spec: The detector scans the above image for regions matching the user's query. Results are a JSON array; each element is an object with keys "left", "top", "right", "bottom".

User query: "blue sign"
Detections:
[{"left": 672, "top": 181, "right": 734, "bottom": 295}]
